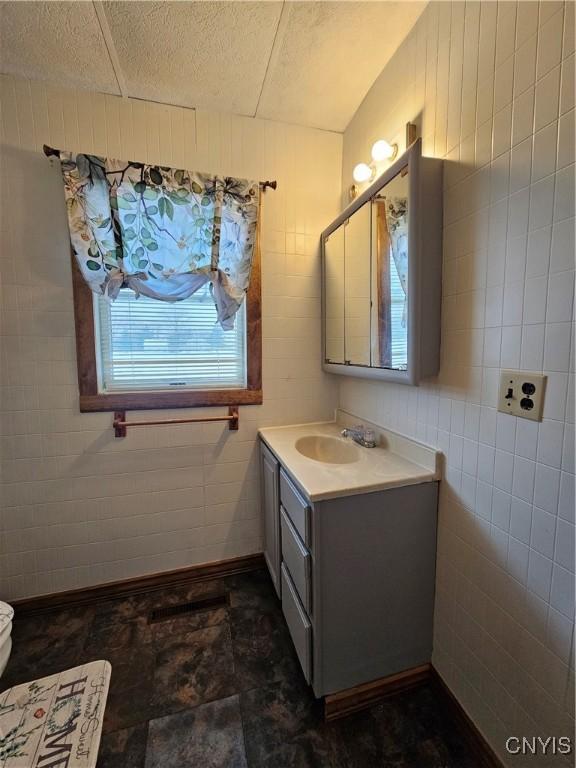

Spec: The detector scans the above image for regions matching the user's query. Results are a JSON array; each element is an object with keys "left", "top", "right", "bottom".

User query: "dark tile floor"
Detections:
[{"left": 2, "top": 568, "right": 475, "bottom": 767}]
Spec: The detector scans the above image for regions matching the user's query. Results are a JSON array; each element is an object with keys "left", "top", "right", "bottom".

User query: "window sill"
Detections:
[{"left": 79, "top": 388, "right": 263, "bottom": 412}]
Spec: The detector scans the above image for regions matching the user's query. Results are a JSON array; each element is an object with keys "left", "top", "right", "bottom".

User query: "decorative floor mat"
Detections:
[{"left": 0, "top": 659, "right": 111, "bottom": 767}]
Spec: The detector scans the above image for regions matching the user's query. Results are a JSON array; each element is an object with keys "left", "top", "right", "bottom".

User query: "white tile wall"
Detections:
[
  {"left": 341, "top": 2, "right": 574, "bottom": 765},
  {"left": 0, "top": 6, "right": 573, "bottom": 761},
  {"left": 0, "top": 74, "right": 342, "bottom": 600}
]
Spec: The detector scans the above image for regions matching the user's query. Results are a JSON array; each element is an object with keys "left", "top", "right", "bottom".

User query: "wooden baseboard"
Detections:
[
  {"left": 325, "top": 665, "right": 504, "bottom": 768},
  {"left": 11, "top": 553, "right": 265, "bottom": 615},
  {"left": 324, "top": 663, "right": 432, "bottom": 721},
  {"left": 430, "top": 668, "right": 504, "bottom": 768}
]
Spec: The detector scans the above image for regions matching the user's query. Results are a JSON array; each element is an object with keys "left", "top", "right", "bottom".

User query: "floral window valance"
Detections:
[{"left": 55, "top": 151, "right": 260, "bottom": 329}]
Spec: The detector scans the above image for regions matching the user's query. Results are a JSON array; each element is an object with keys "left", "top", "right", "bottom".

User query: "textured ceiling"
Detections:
[
  {"left": 0, "top": 1, "right": 120, "bottom": 95},
  {"left": 257, "top": 1, "right": 426, "bottom": 131},
  {"left": 102, "top": 1, "right": 283, "bottom": 116},
  {"left": 0, "top": 1, "right": 426, "bottom": 132}
]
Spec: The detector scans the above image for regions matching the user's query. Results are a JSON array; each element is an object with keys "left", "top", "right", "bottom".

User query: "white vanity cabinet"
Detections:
[{"left": 258, "top": 434, "right": 439, "bottom": 699}]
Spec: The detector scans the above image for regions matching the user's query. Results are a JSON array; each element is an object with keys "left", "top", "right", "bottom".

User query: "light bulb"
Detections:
[
  {"left": 371, "top": 139, "right": 397, "bottom": 162},
  {"left": 352, "top": 162, "right": 374, "bottom": 183}
]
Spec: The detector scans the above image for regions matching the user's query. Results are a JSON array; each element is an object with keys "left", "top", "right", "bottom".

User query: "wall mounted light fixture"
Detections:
[
  {"left": 352, "top": 162, "right": 375, "bottom": 183},
  {"left": 350, "top": 137, "right": 399, "bottom": 197},
  {"left": 371, "top": 139, "right": 398, "bottom": 162}
]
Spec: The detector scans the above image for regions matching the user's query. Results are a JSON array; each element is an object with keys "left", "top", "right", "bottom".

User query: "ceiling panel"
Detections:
[
  {"left": 0, "top": 1, "right": 119, "bottom": 95},
  {"left": 0, "top": 1, "right": 426, "bottom": 133},
  {"left": 103, "top": 0, "right": 283, "bottom": 116},
  {"left": 256, "top": 1, "right": 426, "bottom": 131}
]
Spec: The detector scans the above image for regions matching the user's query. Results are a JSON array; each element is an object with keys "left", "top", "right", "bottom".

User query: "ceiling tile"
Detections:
[
  {"left": 0, "top": 1, "right": 427, "bottom": 133},
  {"left": 0, "top": 1, "right": 120, "bottom": 95},
  {"left": 102, "top": 0, "right": 283, "bottom": 116},
  {"left": 256, "top": 1, "right": 426, "bottom": 131}
]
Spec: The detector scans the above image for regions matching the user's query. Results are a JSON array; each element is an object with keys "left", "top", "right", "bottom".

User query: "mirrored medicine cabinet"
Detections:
[{"left": 321, "top": 138, "right": 443, "bottom": 386}]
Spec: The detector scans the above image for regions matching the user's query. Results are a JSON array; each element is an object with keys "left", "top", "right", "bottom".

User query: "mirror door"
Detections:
[
  {"left": 370, "top": 175, "right": 408, "bottom": 371},
  {"left": 344, "top": 203, "right": 371, "bottom": 366},
  {"left": 324, "top": 226, "right": 345, "bottom": 364}
]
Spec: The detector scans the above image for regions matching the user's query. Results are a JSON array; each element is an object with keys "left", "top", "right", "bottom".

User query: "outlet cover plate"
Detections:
[{"left": 498, "top": 370, "right": 547, "bottom": 421}]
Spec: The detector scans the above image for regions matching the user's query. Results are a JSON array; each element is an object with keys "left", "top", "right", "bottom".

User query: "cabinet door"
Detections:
[
  {"left": 344, "top": 202, "right": 372, "bottom": 366},
  {"left": 260, "top": 442, "right": 281, "bottom": 597},
  {"left": 324, "top": 225, "right": 345, "bottom": 364}
]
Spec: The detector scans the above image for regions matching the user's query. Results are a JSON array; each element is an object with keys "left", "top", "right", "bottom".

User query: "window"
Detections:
[
  {"left": 389, "top": 252, "right": 408, "bottom": 370},
  {"left": 71, "top": 252, "right": 262, "bottom": 412},
  {"left": 95, "top": 285, "right": 246, "bottom": 393}
]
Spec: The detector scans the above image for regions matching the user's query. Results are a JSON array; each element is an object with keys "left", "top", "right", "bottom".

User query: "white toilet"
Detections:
[{"left": 0, "top": 601, "right": 14, "bottom": 677}]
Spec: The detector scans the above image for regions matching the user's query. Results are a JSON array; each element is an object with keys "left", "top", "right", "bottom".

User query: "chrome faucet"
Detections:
[{"left": 340, "top": 424, "right": 377, "bottom": 448}]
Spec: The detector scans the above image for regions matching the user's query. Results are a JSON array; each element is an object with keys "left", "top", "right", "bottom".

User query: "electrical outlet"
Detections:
[{"left": 498, "top": 370, "right": 547, "bottom": 421}]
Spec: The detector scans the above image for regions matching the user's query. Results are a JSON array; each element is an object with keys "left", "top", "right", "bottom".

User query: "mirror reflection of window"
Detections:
[
  {"left": 344, "top": 203, "right": 372, "bottom": 366},
  {"left": 324, "top": 227, "right": 345, "bottom": 364},
  {"left": 371, "top": 168, "right": 408, "bottom": 370}
]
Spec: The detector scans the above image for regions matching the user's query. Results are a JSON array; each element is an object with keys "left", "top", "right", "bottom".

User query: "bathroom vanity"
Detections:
[{"left": 259, "top": 416, "right": 440, "bottom": 700}]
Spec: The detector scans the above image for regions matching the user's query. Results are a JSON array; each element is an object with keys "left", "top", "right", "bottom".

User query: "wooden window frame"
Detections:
[{"left": 71, "top": 245, "right": 262, "bottom": 413}]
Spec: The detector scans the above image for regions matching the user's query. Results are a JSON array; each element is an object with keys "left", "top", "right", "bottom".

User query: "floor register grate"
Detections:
[{"left": 148, "top": 592, "right": 229, "bottom": 623}]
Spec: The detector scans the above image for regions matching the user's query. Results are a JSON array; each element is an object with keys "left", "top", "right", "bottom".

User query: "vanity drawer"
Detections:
[
  {"left": 281, "top": 506, "right": 311, "bottom": 614},
  {"left": 280, "top": 469, "right": 311, "bottom": 546},
  {"left": 281, "top": 563, "right": 312, "bottom": 683}
]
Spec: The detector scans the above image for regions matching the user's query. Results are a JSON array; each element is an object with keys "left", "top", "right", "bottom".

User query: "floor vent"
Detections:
[{"left": 148, "top": 592, "right": 229, "bottom": 623}]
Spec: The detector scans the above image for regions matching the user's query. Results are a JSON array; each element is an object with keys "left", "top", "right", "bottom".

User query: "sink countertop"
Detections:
[{"left": 258, "top": 418, "right": 441, "bottom": 502}]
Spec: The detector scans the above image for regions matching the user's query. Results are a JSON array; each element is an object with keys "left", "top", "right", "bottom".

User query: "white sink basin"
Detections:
[
  {"left": 295, "top": 435, "right": 359, "bottom": 464},
  {"left": 260, "top": 420, "right": 441, "bottom": 500}
]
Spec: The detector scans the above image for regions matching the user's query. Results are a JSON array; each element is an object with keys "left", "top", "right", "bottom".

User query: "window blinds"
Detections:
[
  {"left": 95, "top": 285, "right": 246, "bottom": 392},
  {"left": 389, "top": 253, "right": 408, "bottom": 369}
]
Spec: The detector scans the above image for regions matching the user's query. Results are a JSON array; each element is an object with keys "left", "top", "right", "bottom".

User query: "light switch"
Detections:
[{"left": 498, "top": 370, "right": 547, "bottom": 421}]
